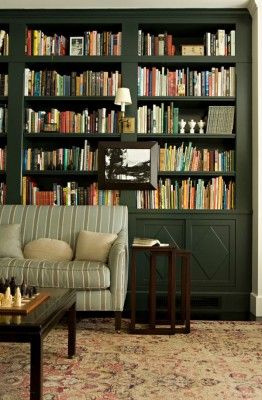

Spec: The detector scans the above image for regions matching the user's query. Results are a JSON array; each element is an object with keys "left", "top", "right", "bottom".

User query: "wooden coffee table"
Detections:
[{"left": 0, "top": 288, "right": 76, "bottom": 400}]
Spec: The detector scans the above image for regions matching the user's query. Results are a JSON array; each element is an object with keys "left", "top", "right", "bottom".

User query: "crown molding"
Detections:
[{"left": 248, "top": 0, "right": 259, "bottom": 17}]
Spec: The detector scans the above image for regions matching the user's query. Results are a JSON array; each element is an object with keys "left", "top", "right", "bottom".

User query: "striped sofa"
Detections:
[{"left": 0, "top": 205, "right": 128, "bottom": 330}]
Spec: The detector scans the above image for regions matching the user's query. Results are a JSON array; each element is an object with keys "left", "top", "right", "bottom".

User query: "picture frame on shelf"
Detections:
[
  {"left": 69, "top": 37, "right": 84, "bottom": 56},
  {"left": 119, "top": 117, "right": 136, "bottom": 133},
  {"left": 98, "top": 141, "right": 158, "bottom": 190}
]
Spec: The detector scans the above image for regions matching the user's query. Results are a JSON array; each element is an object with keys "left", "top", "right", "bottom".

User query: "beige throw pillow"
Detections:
[
  {"left": 75, "top": 230, "right": 117, "bottom": 263},
  {"left": 23, "top": 238, "right": 73, "bottom": 261},
  {"left": 0, "top": 224, "right": 24, "bottom": 258}
]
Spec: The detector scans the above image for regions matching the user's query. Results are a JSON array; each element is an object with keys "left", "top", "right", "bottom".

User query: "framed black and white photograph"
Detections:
[
  {"left": 69, "top": 36, "right": 84, "bottom": 56},
  {"left": 98, "top": 141, "right": 158, "bottom": 190}
]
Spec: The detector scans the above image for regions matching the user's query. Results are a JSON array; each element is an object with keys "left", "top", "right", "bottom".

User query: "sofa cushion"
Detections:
[
  {"left": 23, "top": 238, "right": 73, "bottom": 261},
  {"left": 0, "top": 258, "right": 110, "bottom": 290},
  {"left": 0, "top": 224, "right": 24, "bottom": 258},
  {"left": 75, "top": 230, "right": 117, "bottom": 263}
]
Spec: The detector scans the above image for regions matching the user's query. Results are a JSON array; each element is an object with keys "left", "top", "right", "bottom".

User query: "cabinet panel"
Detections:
[{"left": 189, "top": 219, "right": 235, "bottom": 285}]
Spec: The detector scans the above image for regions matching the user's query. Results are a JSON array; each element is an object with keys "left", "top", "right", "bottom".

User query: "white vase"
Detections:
[
  {"left": 189, "top": 119, "right": 196, "bottom": 134},
  {"left": 179, "top": 119, "right": 187, "bottom": 134},
  {"left": 197, "top": 120, "right": 205, "bottom": 134}
]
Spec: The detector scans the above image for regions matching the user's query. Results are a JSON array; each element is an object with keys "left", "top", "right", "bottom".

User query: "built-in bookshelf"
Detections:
[{"left": 0, "top": 9, "right": 252, "bottom": 317}]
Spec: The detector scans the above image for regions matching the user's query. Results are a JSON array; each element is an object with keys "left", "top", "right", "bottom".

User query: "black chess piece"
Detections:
[
  {"left": 20, "top": 280, "right": 27, "bottom": 296},
  {"left": 32, "top": 286, "right": 38, "bottom": 295},
  {"left": 26, "top": 286, "right": 33, "bottom": 298},
  {"left": 0, "top": 277, "right": 4, "bottom": 293},
  {"left": 4, "top": 278, "right": 10, "bottom": 292},
  {"left": 10, "top": 276, "right": 17, "bottom": 296}
]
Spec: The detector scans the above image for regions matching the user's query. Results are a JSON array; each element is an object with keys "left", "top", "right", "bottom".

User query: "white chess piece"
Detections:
[
  {"left": 198, "top": 119, "right": 205, "bottom": 134},
  {"left": 179, "top": 119, "right": 187, "bottom": 134},
  {"left": 188, "top": 119, "right": 196, "bottom": 134},
  {"left": 2, "top": 287, "right": 12, "bottom": 307},
  {"left": 14, "top": 287, "right": 22, "bottom": 307}
]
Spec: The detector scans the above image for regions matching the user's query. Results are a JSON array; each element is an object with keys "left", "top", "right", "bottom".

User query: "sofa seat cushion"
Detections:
[{"left": 0, "top": 258, "right": 110, "bottom": 290}]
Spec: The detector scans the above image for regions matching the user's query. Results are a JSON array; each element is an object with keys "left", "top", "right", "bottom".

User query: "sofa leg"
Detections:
[{"left": 115, "top": 311, "right": 122, "bottom": 332}]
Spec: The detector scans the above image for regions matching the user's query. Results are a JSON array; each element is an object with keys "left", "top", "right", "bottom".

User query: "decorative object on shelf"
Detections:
[
  {"left": 198, "top": 119, "right": 205, "bottom": 134},
  {"left": 69, "top": 36, "right": 84, "bottom": 56},
  {"left": 178, "top": 83, "right": 186, "bottom": 96},
  {"left": 179, "top": 119, "right": 187, "bottom": 134},
  {"left": 98, "top": 141, "right": 158, "bottom": 190},
  {"left": 43, "top": 123, "right": 58, "bottom": 132},
  {"left": 189, "top": 119, "right": 196, "bottom": 134},
  {"left": 121, "top": 117, "right": 135, "bottom": 133},
  {"left": 114, "top": 88, "right": 132, "bottom": 133},
  {"left": 181, "top": 44, "right": 204, "bottom": 56}
]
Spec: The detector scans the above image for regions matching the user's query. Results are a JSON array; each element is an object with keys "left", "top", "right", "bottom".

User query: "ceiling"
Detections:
[{"left": 0, "top": 0, "right": 251, "bottom": 10}]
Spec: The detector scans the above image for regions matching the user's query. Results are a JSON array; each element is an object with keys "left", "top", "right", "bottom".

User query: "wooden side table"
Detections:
[{"left": 129, "top": 245, "right": 191, "bottom": 334}]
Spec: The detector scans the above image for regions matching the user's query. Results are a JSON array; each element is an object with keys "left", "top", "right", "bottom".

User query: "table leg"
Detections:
[
  {"left": 185, "top": 255, "right": 191, "bottom": 333},
  {"left": 181, "top": 254, "right": 191, "bottom": 333},
  {"left": 68, "top": 302, "right": 76, "bottom": 358},
  {"left": 149, "top": 253, "right": 157, "bottom": 329},
  {"left": 130, "top": 250, "right": 137, "bottom": 331},
  {"left": 170, "top": 250, "right": 176, "bottom": 334},
  {"left": 30, "top": 334, "right": 43, "bottom": 400}
]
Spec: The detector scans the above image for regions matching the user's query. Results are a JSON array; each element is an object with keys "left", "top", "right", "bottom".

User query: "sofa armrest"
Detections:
[{"left": 108, "top": 229, "right": 129, "bottom": 311}]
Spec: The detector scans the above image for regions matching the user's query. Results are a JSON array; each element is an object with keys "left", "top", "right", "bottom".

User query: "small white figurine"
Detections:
[
  {"left": 14, "top": 287, "right": 22, "bottom": 307},
  {"left": 179, "top": 119, "right": 187, "bottom": 134},
  {"left": 188, "top": 119, "right": 196, "bottom": 134},
  {"left": 198, "top": 119, "right": 205, "bottom": 134}
]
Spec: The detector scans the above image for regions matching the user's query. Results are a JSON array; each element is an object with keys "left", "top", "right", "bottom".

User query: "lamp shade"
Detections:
[{"left": 114, "top": 88, "right": 132, "bottom": 106}]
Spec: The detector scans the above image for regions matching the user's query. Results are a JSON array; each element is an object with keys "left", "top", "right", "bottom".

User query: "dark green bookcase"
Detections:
[{"left": 0, "top": 9, "right": 252, "bottom": 317}]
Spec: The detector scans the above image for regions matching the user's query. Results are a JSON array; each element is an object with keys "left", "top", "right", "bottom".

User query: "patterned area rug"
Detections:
[{"left": 0, "top": 319, "right": 261, "bottom": 400}]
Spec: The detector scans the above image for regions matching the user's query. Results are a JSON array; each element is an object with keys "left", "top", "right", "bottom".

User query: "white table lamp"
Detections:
[{"left": 114, "top": 87, "right": 132, "bottom": 115}]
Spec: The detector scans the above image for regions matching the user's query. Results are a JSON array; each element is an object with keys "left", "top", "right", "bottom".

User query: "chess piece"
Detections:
[
  {"left": 189, "top": 119, "right": 196, "bottom": 134},
  {"left": 197, "top": 119, "right": 205, "bottom": 134},
  {"left": 0, "top": 277, "right": 4, "bottom": 293},
  {"left": 10, "top": 276, "right": 16, "bottom": 296},
  {"left": 2, "top": 287, "right": 12, "bottom": 307},
  {"left": 20, "top": 280, "right": 27, "bottom": 296},
  {"left": 14, "top": 287, "right": 22, "bottom": 307},
  {"left": 179, "top": 119, "right": 187, "bottom": 134}
]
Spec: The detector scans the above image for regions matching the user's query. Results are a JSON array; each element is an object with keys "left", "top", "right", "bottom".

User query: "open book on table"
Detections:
[{"left": 132, "top": 237, "right": 170, "bottom": 247}]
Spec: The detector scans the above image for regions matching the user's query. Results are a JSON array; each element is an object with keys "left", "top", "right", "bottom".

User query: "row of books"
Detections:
[
  {"left": 137, "top": 29, "right": 235, "bottom": 57},
  {"left": 22, "top": 178, "right": 120, "bottom": 206},
  {"left": 0, "top": 107, "right": 8, "bottom": 133},
  {"left": 25, "top": 29, "right": 122, "bottom": 56},
  {"left": 0, "top": 147, "right": 6, "bottom": 170},
  {"left": 0, "top": 182, "right": 6, "bottom": 205},
  {"left": 77, "top": 31, "right": 122, "bottom": 56},
  {"left": 137, "top": 66, "right": 235, "bottom": 97},
  {"left": 24, "top": 144, "right": 98, "bottom": 172},
  {"left": 26, "top": 30, "right": 67, "bottom": 56},
  {"left": 25, "top": 108, "right": 121, "bottom": 134},
  {"left": 137, "top": 103, "right": 179, "bottom": 134},
  {"left": 159, "top": 142, "right": 235, "bottom": 172},
  {"left": 0, "top": 74, "right": 8, "bottom": 96},
  {"left": 206, "top": 106, "right": 235, "bottom": 134},
  {"left": 204, "top": 29, "right": 235, "bottom": 56},
  {"left": 0, "top": 30, "right": 9, "bottom": 56},
  {"left": 138, "top": 30, "right": 175, "bottom": 56},
  {"left": 136, "top": 177, "right": 235, "bottom": 210},
  {"left": 24, "top": 69, "right": 122, "bottom": 97}
]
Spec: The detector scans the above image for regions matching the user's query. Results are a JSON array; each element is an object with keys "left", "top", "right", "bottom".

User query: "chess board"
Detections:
[{"left": 0, "top": 292, "right": 50, "bottom": 315}]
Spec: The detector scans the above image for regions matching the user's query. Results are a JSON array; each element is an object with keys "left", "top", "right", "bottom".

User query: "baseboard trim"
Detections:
[{"left": 250, "top": 292, "right": 262, "bottom": 316}]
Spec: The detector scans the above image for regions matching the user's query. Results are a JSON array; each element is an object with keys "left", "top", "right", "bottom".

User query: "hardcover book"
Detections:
[{"left": 132, "top": 237, "right": 169, "bottom": 247}]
